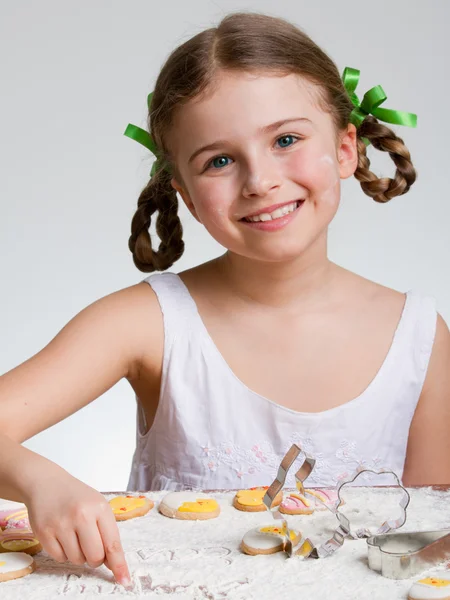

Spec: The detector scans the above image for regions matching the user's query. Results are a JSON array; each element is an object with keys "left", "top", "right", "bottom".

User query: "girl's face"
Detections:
[{"left": 168, "top": 70, "right": 357, "bottom": 263}]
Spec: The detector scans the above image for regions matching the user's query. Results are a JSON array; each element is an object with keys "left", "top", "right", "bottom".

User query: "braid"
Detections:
[
  {"left": 353, "top": 116, "right": 417, "bottom": 203},
  {"left": 129, "top": 168, "right": 185, "bottom": 272}
]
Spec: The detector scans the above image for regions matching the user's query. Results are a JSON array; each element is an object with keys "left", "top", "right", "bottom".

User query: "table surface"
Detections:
[{"left": 1, "top": 486, "right": 450, "bottom": 600}]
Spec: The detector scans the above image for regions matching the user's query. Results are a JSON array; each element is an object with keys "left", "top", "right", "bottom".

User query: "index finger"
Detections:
[{"left": 97, "top": 513, "right": 131, "bottom": 588}]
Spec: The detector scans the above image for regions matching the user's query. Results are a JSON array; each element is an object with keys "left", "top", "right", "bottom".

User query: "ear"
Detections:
[
  {"left": 337, "top": 123, "right": 358, "bottom": 180},
  {"left": 171, "top": 177, "right": 202, "bottom": 223}
]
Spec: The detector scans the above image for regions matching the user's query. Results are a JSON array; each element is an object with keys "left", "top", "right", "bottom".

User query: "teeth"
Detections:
[{"left": 246, "top": 201, "right": 299, "bottom": 223}]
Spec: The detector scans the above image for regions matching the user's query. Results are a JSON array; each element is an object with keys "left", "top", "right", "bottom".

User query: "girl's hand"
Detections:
[{"left": 25, "top": 469, "right": 131, "bottom": 588}]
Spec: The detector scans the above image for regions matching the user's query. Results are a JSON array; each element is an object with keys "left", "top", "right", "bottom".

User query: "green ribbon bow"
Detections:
[
  {"left": 342, "top": 67, "right": 417, "bottom": 134},
  {"left": 124, "top": 92, "right": 162, "bottom": 177}
]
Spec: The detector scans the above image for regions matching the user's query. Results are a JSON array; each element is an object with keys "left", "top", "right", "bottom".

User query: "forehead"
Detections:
[{"left": 167, "top": 71, "right": 330, "bottom": 157}]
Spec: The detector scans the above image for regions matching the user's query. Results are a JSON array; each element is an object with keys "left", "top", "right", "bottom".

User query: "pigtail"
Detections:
[
  {"left": 353, "top": 116, "right": 417, "bottom": 203},
  {"left": 128, "top": 167, "right": 185, "bottom": 272}
]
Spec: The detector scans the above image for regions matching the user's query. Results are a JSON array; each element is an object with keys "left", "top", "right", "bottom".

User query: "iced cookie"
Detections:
[
  {"left": 241, "top": 524, "right": 302, "bottom": 555},
  {"left": 0, "top": 508, "right": 42, "bottom": 555},
  {"left": 0, "top": 531, "right": 42, "bottom": 556},
  {"left": 305, "top": 488, "right": 341, "bottom": 511},
  {"left": 0, "top": 552, "right": 35, "bottom": 583},
  {"left": 158, "top": 492, "right": 220, "bottom": 520},
  {"left": 279, "top": 492, "right": 314, "bottom": 515},
  {"left": 109, "top": 495, "right": 154, "bottom": 521},
  {"left": 0, "top": 508, "right": 29, "bottom": 529},
  {"left": 408, "top": 573, "right": 450, "bottom": 600},
  {"left": 233, "top": 487, "right": 283, "bottom": 512}
]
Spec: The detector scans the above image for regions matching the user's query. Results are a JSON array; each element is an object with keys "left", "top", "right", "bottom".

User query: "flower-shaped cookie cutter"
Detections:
[{"left": 263, "top": 445, "right": 411, "bottom": 559}]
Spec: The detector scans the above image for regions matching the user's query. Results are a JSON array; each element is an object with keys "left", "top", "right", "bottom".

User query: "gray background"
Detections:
[{"left": 0, "top": 0, "right": 448, "bottom": 490}]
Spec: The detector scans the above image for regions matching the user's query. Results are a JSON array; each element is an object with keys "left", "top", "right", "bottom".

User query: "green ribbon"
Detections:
[
  {"left": 342, "top": 67, "right": 417, "bottom": 132},
  {"left": 124, "top": 92, "right": 161, "bottom": 177}
]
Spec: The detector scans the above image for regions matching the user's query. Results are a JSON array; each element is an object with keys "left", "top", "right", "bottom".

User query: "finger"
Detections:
[
  {"left": 76, "top": 522, "right": 106, "bottom": 569},
  {"left": 40, "top": 535, "right": 68, "bottom": 563},
  {"left": 59, "top": 531, "right": 86, "bottom": 566},
  {"left": 97, "top": 513, "right": 131, "bottom": 588}
]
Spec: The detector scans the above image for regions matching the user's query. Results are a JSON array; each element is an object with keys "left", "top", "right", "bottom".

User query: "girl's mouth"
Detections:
[{"left": 240, "top": 200, "right": 304, "bottom": 231}]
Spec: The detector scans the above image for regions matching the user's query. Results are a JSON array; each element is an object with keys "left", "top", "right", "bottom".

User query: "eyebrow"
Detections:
[{"left": 187, "top": 117, "right": 312, "bottom": 165}]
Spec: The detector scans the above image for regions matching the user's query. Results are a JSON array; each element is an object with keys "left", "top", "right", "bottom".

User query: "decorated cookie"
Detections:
[
  {"left": 279, "top": 492, "right": 314, "bottom": 515},
  {"left": 0, "top": 507, "right": 42, "bottom": 555},
  {"left": 241, "top": 524, "right": 302, "bottom": 555},
  {"left": 408, "top": 573, "right": 450, "bottom": 600},
  {"left": 109, "top": 495, "right": 154, "bottom": 521},
  {"left": 233, "top": 487, "right": 283, "bottom": 512},
  {"left": 158, "top": 492, "right": 220, "bottom": 520},
  {"left": 0, "top": 532, "right": 42, "bottom": 556},
  {"left": 0, "top": 508, "right": 29, "bottom": 529},
  {"left": 305, "top": 488, "right": 341, "bottom": 511},
  {"left": 0, "top": 552, "right": 35, "bottom": 583}
]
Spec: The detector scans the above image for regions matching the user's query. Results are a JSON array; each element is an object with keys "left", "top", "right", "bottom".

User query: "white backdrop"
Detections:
[{"left": 1, "top": 0, "right": 448, "bottom": 491}]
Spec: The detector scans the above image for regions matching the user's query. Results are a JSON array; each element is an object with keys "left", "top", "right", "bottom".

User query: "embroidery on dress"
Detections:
[{"left": 199, "top": 436, "right": 392, "bottom": 487}]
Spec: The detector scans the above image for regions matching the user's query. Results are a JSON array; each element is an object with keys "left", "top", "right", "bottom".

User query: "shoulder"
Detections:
[
  {"left": 70, "top": 278, "right": 164, "bottom": 378},
  {"left": 422, "top": 311, "right": 450, "bottom": 392}
]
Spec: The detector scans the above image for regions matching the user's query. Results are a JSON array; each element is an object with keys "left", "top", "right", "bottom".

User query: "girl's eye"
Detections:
[
  {"left": 208, "top": 156, "right": 232, "bottom": 170},
  {"left": 276, "top": 134, "right": 299, "bottom": 148},
  {"left": 204, "top": 134, "right": 302, "bottom": 171}
]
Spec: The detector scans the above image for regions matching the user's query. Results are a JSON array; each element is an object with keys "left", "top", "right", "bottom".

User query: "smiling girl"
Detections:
[{"left": 0, "top": 11, "right": 449, "bottom": 587}]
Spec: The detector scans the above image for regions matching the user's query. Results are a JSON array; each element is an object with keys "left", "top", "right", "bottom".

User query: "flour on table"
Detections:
[{"left": 1, "top": 487, "right": 449, "bottom": 600}]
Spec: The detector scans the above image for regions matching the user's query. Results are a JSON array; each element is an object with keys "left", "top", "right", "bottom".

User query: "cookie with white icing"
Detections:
[
  {"left": 159, "top": 492, "right": 220, "bottom": 520},
  {"left": 408, "top": 573, "right": 450, "bottom": 600},
  {"left": 279, "top": 492, "right": 314, "bottom": 515},
  {"left": 241, "top": 524, "right": 302, "bottom": 555},
  {"left": 0, "top": 552, "right": 35, "bottom": 583},
  {"left": 233, "top": 487, "right": 283, "bottom": 512},
  {"left": 108, "top": 495, "right": 154, "bottom": 521}
]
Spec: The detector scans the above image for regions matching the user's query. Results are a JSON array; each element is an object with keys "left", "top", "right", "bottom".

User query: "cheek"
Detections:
[
  {"left": 287, "top": 148, "right": 340, "bottom": 207},
  {"left": 192, "top": 184, "right": 232, "bottom": 230}
]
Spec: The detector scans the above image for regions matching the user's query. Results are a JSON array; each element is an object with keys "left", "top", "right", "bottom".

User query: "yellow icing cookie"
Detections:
[
  {"left": 233, "top": 487, "right": 282, "bottom": 512},
  {"left": 109, "top": 496, "right": 146, "bottom": 514},
  {"left": 108, "top": 495, "right": 153, "bottom": 522},
  {"left": 235, "top": 488, "right": 267, "bottom": 506},
  {"left": 178, "top": 500, "right": 219, "bottom": 513},
  {"left": 418, "top": 578, "right": 450, "bottom": 587}
]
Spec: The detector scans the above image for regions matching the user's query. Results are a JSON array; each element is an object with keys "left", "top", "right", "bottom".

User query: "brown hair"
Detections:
[{"left": 129, "top": 11, "right": 416, "bottom": 272}]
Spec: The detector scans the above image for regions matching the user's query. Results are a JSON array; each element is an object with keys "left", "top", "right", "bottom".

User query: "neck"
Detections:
[{"left": 214, "top": 234, "right": 338, "bottom": 310}]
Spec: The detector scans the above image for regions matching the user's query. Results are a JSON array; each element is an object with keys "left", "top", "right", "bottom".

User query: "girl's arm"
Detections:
[
  {"left": 0, "top": 282, "right": 162, "bottom": 586},
  {"left": 402, "top": 314, "right": 450, "bottom": 486}
]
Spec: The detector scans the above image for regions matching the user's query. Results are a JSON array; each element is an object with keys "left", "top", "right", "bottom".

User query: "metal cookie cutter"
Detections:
[
  {"left": 303, "top": 467, "right": 411, "bottom": 559},
  {"left": 263, "top": 444, "right": 315, "bottom": 556},
  {"left": 367, "top": 529, "right": 450, "bottom": 579},
  {"left": 264, "top": 447, "right": 411, "bottom": 560}
]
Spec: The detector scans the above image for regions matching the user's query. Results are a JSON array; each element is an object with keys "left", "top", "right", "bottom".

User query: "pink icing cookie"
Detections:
[
  {"left": 279, "top": 493, "right": 314, "bottom": 515},
  {"left": 305, "top": 488, "right": 342, "bottom": 511},
  {"left": 0, "top": 508, "right": 41, "bottom": 555},
  {"left": 0, "top": 508, "right": 29, "bottom": 529}
]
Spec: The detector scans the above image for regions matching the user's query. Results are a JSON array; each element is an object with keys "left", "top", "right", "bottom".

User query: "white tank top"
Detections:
[{"left": 127, "top": 273, "right": 437, "bottom": 491}]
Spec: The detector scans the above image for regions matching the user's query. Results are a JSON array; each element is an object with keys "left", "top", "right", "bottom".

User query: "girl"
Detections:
[{"left": 0, "top": 11, "right": 449, "bottom": 589}]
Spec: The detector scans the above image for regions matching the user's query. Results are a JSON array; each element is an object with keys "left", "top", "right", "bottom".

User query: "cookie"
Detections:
[
  {"left": 0, "top": 507, "right": 42, "bottom": 555},
  {"left": 233, "top": 487, "right": 283, "bottom": 512},
  {"left": 0, "top": 534, "right": 42, "bottom": 556},
  {"left": 158, "top": 492, "right": 220, "bottom": 520},
  {"left": 305, "top": 488, "right": 342, "bottom": 511},
  {"left": 408, "top": 573, "right": 450, "bottom": 600},
  {"left": 0, "top": 552, "right": 35, "bottom": 583},
  {"left": 109, "top": 495, "right": 154, "bottom": 521},
  {"left": 241, "top": 524, "right": 302, "bottom": 555},
  {"left": 279, "top": 492, "right": 314, "bottom": 515},
  {"left": 0, "top": 508, "right": 29, "bottom": 529}
]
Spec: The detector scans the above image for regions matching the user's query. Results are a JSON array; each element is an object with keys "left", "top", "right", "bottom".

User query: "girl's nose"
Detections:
[{"left": 241, "top": 158, "right": 281, "bottom": 198}]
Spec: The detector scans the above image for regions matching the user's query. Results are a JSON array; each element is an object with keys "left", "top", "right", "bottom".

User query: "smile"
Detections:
[{"left": 242, "top": 200, "right": 303, "bottom": 222}]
